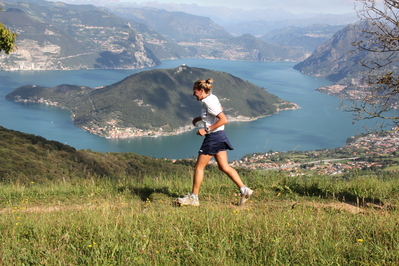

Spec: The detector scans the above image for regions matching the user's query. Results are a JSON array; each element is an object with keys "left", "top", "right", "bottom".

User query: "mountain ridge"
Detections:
[{"left": 0, "top": 0, "right": 307, "bottom": 71}]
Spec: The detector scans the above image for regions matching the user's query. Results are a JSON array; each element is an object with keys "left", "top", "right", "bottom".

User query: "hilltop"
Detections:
[{"left": 5, "top": 65, "right": 298, "bottom": 138}]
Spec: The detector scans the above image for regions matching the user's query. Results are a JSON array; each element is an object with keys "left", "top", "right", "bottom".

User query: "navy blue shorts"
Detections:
[{"left": 198, "top": 130, "right": 234, "bottom": 155}]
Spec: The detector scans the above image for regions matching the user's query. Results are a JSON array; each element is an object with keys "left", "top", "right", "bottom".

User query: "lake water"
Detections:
[{"left": 0, "top": 59, "right": 390, "bottom": 160}]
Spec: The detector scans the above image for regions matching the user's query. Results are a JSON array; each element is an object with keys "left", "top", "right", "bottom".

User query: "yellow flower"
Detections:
[
  {"left": 357, "top": 239, "right": 364, "bottom": 242},
  {"left": 88, "top": 245, "right": 92, "bottom": 247}
]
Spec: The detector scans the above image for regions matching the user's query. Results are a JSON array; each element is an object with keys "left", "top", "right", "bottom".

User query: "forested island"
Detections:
[{"left": 5, "top": 65, "right": 298, "bottom": 138}]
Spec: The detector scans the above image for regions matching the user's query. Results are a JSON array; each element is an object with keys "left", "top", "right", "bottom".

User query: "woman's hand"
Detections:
[{"left": 196, "top": 128, "right": 207, "bottom": 136}]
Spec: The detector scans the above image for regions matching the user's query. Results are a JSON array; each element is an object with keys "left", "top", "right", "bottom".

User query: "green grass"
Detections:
[{"left": 2, "top": 169, "right": 399, "bottom": 265}]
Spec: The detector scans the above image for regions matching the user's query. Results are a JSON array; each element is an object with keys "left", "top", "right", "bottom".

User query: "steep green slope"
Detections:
[
  {"left": 6, "top": 65, "right": 296, "bottom": 138},
  {"left": 0, "top": 126, "right": 189, "bottom": 182}
]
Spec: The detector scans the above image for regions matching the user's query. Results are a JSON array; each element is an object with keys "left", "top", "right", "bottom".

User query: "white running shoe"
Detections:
[
  {"left": 239, "top": 187, "right": 253, "bottom": 206},
  {"left": 178, "top": 194, "right": 199, "bottom": 206}
]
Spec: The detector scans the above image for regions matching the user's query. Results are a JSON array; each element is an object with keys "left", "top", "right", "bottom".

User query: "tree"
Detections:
[
  {"left": 347, "top": 0, "right": 399, "bottom": 131},
  {"left": 0, "top": 8, "right": 17, "bottom": 54}
]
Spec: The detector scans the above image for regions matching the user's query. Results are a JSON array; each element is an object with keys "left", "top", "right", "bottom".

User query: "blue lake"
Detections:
[{"left": 0, "top": 59, "right": 389, "bottom": 160}]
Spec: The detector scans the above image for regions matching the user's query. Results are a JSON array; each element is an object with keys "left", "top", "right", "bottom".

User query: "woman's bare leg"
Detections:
[
  {"left": 192, "top": 154, "right": 213, "bottom": 195},
  {"left": 214, "top": 150, "right": 244, "bottom": 188}
]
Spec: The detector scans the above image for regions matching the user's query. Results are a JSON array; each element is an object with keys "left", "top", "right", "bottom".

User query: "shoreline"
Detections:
[
  {"left": 8, "top": 94, "right": 300, "bottom": 139},
  {"left": 9, "top": 97, "right": 300, "bottom": 139},
  {"left": 85, "top": 103, "right": 301, "bottom": 139}
]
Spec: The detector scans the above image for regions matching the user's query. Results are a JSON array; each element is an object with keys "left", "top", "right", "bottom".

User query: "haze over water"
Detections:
[{"left": 0, "top": 59, "right": 389, "bottom": 160}]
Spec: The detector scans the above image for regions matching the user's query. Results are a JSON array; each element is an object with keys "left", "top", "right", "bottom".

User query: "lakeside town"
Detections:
[{"left": 231, "top": 130, "right": 399, "bottom": 175}]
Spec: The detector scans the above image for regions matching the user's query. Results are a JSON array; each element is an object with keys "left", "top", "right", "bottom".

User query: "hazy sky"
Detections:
[{"left": 121, "top": 0, "right": 358, "bottom": 14}]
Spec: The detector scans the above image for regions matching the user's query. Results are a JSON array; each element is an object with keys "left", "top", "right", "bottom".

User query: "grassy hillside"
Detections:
[
  {"left": 2, "top": 125, "right": 399, "bottom": 264},
  {"left": 0, "top": 126, "right": 191, "bottom": 183}
]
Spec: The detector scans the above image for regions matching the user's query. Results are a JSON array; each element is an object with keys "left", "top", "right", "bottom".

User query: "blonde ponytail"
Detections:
[{"left": 194, "top": 78, "right": 213, "bottom": 92}]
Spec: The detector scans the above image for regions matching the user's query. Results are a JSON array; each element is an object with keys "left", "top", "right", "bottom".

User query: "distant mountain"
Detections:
[
  {"left": 293, "top": 21, "right": 399, "bottom": 104},
  {"left": 261, "top": 24, "right": 346, "bottom": 53},
  {"left": 109, "top": 7, "right": 232, "bottom": 42},
  {"left": 0, "top": 7, "right": 100, "bottom": 70},
  {"left": 62, "top": 0, "right": 358, "bottom": 28},
  {"left": 293, "top": 23, "right": 370, "bottom": 83},
  {"left": 6, "top": 65, "right": 297, "bottom": 138},
  {"left": 0, "top": 1, "right": 186, "bottom": 70},
  {"left": 222, "top": 13, "right": 358, "bottom": 37},
  {"left": 106, "top": 6, "right": 307, "bottom": 62},
  {"left": 0, "top": 0, "right": 308, "bottom": 70}
]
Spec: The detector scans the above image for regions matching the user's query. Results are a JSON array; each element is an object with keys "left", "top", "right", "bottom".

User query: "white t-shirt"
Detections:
[{"left": 201, "top": 94, "right": 224, "bottom": 132}]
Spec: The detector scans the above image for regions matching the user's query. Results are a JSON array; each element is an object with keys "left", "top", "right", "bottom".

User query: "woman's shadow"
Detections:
[{"left": 119, "top": 186, "right": 179, "bottom": 202}]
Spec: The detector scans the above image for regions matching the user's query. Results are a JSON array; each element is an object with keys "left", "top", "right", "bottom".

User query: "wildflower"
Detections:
[
  {"left": 357, "top": 239, "right": 364, "bottom": 242},
  {"left": 88, "top": 245, "right": 93, "bottom": 248}
]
